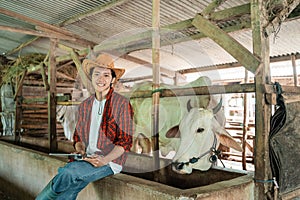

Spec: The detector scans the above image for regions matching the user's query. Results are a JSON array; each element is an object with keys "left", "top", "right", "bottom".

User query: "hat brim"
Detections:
[{"left": 82, "top": 59, "right": 125, "bottom": 80}]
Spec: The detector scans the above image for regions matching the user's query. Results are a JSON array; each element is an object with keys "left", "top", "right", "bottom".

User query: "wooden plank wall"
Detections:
[{"left": 17, "top": 62, "right": 83, "bottom": 140}]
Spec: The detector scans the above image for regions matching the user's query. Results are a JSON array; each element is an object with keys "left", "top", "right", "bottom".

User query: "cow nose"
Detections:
[
  {"left": 209, "top": 154, "right": 218, "bottom": 163},
  {"left": 174, "top": 162, "right": 185, "bottom": 170},
  {"left": 172, "top": 162, "right": 193, "bottom": 174}
]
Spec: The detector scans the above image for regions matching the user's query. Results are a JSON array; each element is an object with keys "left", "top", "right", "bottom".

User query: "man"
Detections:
[{"left": 36, "top": 53, "right": 134, "bottom": 199}]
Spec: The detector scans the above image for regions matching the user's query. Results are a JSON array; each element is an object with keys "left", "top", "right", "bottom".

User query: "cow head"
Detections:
[{"left": 166, "top": 102, "right": 242, "bottom": 174}]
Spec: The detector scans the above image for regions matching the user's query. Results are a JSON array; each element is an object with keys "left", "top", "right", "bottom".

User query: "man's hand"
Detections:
[
  {"left": 84, "top": 155, "right": 108, "bottom": 167},
  {"left": 73, "top": 142, "right": 86, "bottom": 156}
]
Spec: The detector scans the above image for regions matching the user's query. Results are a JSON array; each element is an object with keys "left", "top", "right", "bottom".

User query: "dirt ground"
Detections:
[{"left": 0, "top": 189, "right": 17, "bottom": 200}]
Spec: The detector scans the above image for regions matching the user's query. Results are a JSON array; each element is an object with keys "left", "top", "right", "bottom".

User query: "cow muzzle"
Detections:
[{"left": 172, "top": 161, "right": 193, "bottom": 174}]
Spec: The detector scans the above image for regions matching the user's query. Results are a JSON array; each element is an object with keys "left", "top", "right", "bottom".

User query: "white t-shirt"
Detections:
[{"left": 86, "top": 98, "right": 122, "bottom": 174}]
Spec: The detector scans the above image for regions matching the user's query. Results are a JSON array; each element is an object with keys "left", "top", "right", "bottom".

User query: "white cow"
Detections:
[
  {"left": 130, "top": 76, "right": 225, "bottom": 156},
  {"left": 56, "top": 105, "right": 78, "bottom": 141},
  {"left": 130, "top": 76, "right": 242, "bottom": 174},
  {"left": 165, "top": 106, "right": 242, "bottom": 174}
]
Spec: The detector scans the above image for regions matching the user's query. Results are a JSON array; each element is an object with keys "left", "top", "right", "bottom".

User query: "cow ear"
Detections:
[
  {"left": 166, "top": 125, "right": 180, "bottom": 138},
  {"left": 218, "top": 134, "right": 243, "bottom": 152}
]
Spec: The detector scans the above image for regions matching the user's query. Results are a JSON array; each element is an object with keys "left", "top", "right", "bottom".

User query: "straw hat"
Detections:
[{"left": 82, "top": 54, "right": 125, "bottom": 80}]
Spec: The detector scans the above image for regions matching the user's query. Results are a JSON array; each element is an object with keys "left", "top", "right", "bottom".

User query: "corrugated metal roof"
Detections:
[
  {"left": 0, "top": 0, "right": 299, "bottom": 82},
  {"left": 0, "top": 0, "right": 250, "bottom": 55}
]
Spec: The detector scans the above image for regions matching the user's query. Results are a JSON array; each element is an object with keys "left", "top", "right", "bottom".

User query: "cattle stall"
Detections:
[
  {"left": 0, "top": 140, "right": 254, "bottom": 200},
  {"left": 0, "top": 0, "right": 300, "bottom": 200}
]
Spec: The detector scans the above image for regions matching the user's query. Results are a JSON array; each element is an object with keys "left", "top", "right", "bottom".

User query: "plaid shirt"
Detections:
[{"left": 73, "top": 88, "right": 134, "bottom": 166}]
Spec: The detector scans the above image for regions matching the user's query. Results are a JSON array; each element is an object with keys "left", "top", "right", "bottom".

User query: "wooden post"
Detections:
[
  {"left": 174, "top": 72, "right": 180, "bottom": 86},
  {"left": 41, "top": 53, "right": 50, "bottom": 91},
  {"left": 291, "top": 55, "right": 298, "bottom": 86},
  {"left": 14, "top": 76, "right": 23, "bottom": 143},
  {"left": 152, "top": 0, "right": 161, "bottom": 174},
  {"left": 14, "top": 70, "right": 27, "bottom": 142},
  {"left": 251, "top": 0, "right": 273, "bottom": 198},
  {"left": 242, "top": 69, "right": 249, "bottom": 170},
  {"left": 48, "top": 39, "right": 58, "bottom": 152}
]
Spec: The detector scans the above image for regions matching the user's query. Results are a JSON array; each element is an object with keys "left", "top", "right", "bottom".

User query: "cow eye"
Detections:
[{"left": 196, "top": 128, "right": 204, "bottom": 133}]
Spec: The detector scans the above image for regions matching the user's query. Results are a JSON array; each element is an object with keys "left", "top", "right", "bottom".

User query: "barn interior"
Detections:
[{"left": 0, "top": 1, "right": 300, "bottom": 199}]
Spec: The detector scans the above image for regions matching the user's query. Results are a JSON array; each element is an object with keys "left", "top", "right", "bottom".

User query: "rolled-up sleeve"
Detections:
[{"left": 114, "top": 101, "right": 134, "bottom": 152}]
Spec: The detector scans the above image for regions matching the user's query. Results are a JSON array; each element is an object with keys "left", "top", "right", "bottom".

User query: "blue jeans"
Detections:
[{"left": 51, "top": 160, "right": 114, "bottom": 200}]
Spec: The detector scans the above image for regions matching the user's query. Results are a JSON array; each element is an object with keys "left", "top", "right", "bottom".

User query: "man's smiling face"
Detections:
[{"left": 91, "top": 67, "right": 115, "bottom": 98}]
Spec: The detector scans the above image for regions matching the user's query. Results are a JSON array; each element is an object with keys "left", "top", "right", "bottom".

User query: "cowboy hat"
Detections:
[{"left": 82, "top": 53, "right": 125, "bottom": 80}]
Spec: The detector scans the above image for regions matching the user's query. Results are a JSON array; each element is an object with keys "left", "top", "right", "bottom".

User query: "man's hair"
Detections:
[{"left": 111, "top": 69, "right": 116, "bottom": 79}]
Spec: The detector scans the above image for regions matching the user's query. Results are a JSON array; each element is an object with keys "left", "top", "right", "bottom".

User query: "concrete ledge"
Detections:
[
  {"left": 0, "top": 140, "right": 254, "bottom": 200},
  {"left": 0, "top": 140, "right": 64, "bottom": 199}
]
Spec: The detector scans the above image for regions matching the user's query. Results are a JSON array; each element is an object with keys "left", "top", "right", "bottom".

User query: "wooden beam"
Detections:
[
  {"left": 164, "top": 4, "right": 251, "bottom": 29},
  {"left": 6, "top": 37, "right": 39, "bottom": 56},
  {"left": 70, "top": 50, "right": 92, "bottom": 92},
  {"left": 119, "top": 75, "right": 154, "bottom": 83},
  {"left": 40, "top": 63, "right": 50, "bottom": 91},
  {"left": 121, "top": 83, "right": 256, "bottom": 99},
  {"left": 0, "top": 8, "right": 70, "bottom": 36},
  {"left": 56, "top": 48, "right": 89, "bottom": 63},
  {"left": 179, "top": 62, "right": 242, "bottom": 74},
  {"left": 201, "top": 0, "right": 227, "bottom": 17},
  {"left": 281, "top": 188, "right": 300, "bottom": 200},
  {"left": 288, "top": 4, "right": 300, "bottom": 19},
  {"left": 35, "top": 26, "right": 95, "bottom": 47},
  {"left": 48, "top": 39, "right": 58, "bottom": 152},
  {"left": 56, "top": 71, "right": 75, "bottom": 81},
  {"left": 163, "top": 18, "right": 194, "bottom": 30},
  {"left": 57, "top": 60, "right": 74, "bottom": 70},
  {"left": 57, "top": 44, "right": 91, "bottom": 92},
  {"left": 121, "top": 83, "right": 299, "bottom": 98},
  {"left": 0, "top": 25, "right": 76, "bottom": 40},
  {"left": 209, "top": 3, "right": 250, "bottom": 22},
  {"left": 251, "top": 0, "right": 272, "bottom": 199},
  {"left": 22, "top": 79, "right": 74, "bottom": 88},
  {"left": 13, "top": 70, "right": 27, "bottom": 101},
  {"left": 192, "top": 14, "right": 260, "bottom": 74},
  {"left": 178, "top": 53, "right": 300, "bottom": 74},
  {"left": 119, "top": 74, "right": 171, "bottom": 83},
  {"left": 23, "top": 95, "right": 70, "bottom": 104},
  {"left": 41, "top": 53, "right": 50, "bottom": 91},
  {"left": 0, "top": 8, "right": 95, "bottom": 47}
]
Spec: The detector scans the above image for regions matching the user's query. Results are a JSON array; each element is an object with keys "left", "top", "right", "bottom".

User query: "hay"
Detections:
[{"left": 1, "top": 54, "right": 46, "bottom": 85}]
